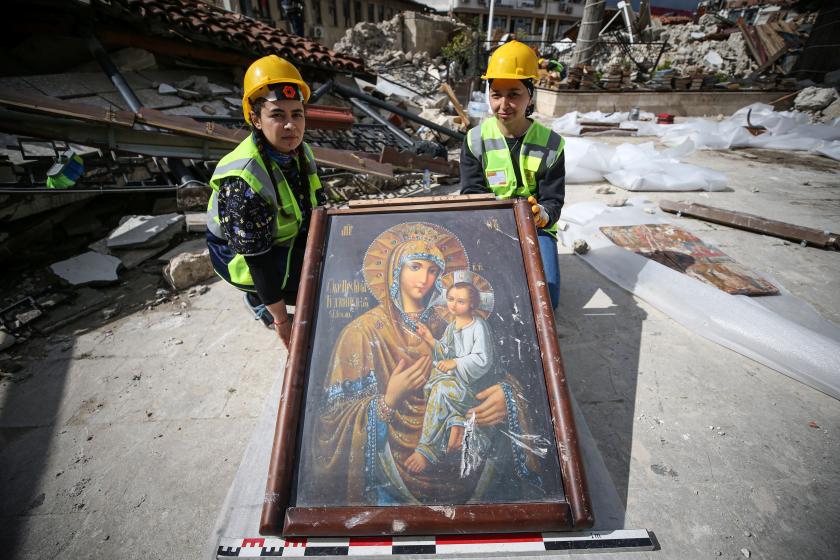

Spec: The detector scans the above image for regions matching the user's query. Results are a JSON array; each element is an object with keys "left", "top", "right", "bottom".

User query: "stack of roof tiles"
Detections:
[{"left": 95, "top": 0, "right": 368, "bottom": 76}]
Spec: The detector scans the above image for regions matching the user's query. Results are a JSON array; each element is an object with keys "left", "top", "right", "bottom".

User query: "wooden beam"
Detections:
[
  {"left": 347, "top": 193, "right": 494, "bottom": 208},
  {"left": 137, "top": 107, "right": 246, "bottom": 143},
  {"left": 439, "top": 82, "right": 470, "bottom": 132},
  {"left": 311, "top": 146, "right": 394, "bottom": 179},
  {"left": 378, "top": 146, "right": 460, "bottom": 176},
  {"left": 0, "top": 88, "right": 135, "bottom": 127},
  {"left": 659, "top": 200, "right": 839, "bottom": 249}
]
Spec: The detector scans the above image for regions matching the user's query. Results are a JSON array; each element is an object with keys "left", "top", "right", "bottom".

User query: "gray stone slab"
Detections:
[
  {"left": 163, "top": 100, "right": 230, "bottom": 117},
  {"left": 50, "top": 251, "right": 122, "bottom": 285},
  {"left": 23, "top": 74, "right": 95, "bottom": 98},
  {"left": 208, "top": 83, "right": 234, "bottom": 95},
  {"left": 158, "top": 83, "right": 177, "bottom": 95},
  {"left": 100, "top": 89, "right": 184, "bottom": 110},
  {"left": 67, "top": 95, "right": 125, "bottom": 111},
  {"left": 106, "top": 213, "right": 184, "bottom": 249}
]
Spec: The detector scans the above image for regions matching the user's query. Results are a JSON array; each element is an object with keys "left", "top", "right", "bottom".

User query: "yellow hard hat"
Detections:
[
  {"left": 242, "top": 55, "right": 311, "bottom": 124},
  {"left": 482, "top": 40, "right": 539, "bottom": 81}
]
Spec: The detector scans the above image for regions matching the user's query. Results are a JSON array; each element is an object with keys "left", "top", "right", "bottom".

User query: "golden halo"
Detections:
[
  {"left": 437, "top": 270, "right": 495, "bottom": 320},
  {"left": 363, "top": 222, "right": 469, "bottom": 303}
]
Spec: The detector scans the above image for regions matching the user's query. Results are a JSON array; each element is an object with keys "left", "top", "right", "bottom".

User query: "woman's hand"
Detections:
[
  {"left": 274, "top": 318, "right": 292, "bottom": 349},
  {"left": 266, "top": 300, "right": 291, "bottom": 349},
  {"left": 384, "top": 356, "right": 432, "bottom": 409},
  {"left": 528, "top": 196, "right": 549, "bottom": 228},
  {"left": 468, "top": 384, "right": 508, "bottom": 426}
]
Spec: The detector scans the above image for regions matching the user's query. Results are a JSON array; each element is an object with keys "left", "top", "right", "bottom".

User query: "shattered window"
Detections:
[
  {"left": 354, "top": 0, "right": 362, "bottom": 24},
  {"left": 343, "top": 0, "right": 351, "bottom": 26},
  {"left": 378, "top": 3, "right": 384, "bottom": 21},
  {"left": 330, "top": 0, "right": 337, "bottom": 26},
  {"left": 367, "top": 2, "right": 374, "bottom": 22}
]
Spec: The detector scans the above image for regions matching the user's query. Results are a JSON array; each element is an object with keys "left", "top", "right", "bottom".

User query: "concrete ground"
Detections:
[{"left": 1, "top": 134, "right": 839, "bottom": 559}]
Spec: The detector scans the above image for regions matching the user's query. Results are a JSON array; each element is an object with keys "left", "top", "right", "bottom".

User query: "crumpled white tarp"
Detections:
[
  {"left": 631, "top": 103, "right": 840, "bottom": 161},
  {"left": 564, "top": 136, "right": 728, "bottom": 191},
  {"left": 558, "top": 198, "right": 840, "bottom": 401}
]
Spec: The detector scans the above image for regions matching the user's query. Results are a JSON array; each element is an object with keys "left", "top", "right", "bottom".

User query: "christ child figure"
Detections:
[{"left": 405, "top": 280, "right": 495, "bottom": 474}]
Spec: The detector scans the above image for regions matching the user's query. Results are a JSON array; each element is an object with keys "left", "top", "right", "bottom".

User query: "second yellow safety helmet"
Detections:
[
  {"left": 242, "top": 55, "right": 311, "bottom": 124},
  {"left": 482, "top": 40, "right": 539, "bottom": 81}
]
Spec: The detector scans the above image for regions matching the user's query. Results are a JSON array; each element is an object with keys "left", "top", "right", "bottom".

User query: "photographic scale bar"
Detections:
[{"left": 217, "top": 529, "right": 654, "bottom": 557}]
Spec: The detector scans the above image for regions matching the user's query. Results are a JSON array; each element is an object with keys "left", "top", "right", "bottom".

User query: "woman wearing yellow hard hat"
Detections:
[
  {"left": 460, "top": 40, "right": 566, "bottom": 308},
  {"left": 205, "top": 55, "right": 323, "bottom": 347}
]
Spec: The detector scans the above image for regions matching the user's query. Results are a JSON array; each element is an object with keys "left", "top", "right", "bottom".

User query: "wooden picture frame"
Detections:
[{"left": 259, "top": 195, "right": 592, "bottom": 537}]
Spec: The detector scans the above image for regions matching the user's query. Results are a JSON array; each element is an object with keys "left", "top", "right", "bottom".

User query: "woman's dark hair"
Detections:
[
  {"left": 449, "top": 282, "right": 481, "bottom": 310},
  {"left": 249, "top": 98, "right": 292, "bottom": 217}
]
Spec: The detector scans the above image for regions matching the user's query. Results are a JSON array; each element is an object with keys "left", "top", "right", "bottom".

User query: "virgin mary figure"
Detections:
[{"left": 304, "top": 222, "right": 554, "bottom": 507}]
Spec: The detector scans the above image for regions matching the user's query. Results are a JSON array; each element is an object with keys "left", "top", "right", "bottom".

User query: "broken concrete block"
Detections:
[
  {"left": 163, "top": 250, "right": 214, "bottom": 291},
  {"left": 50, "top": 251, "right": 122, "bottom": 285},
  {"left": 157, "top": 239, "right": 207, "bottom": 262},
  {"left": 0, "top": 330, "right": 15, "bottom": 351},
  {"left": 821, "top": 97, "right": 840, "bottom": 121},
  {"left": 184, "top": 212, "right": 207, "bottom": 233},
  {"left": 794, "top": 87, "right": 838, "bottom": 112},
  {"left": 573, "top": 239, "right": 590, "bottom": 255},
  {"left": 106, "top": 214, "right": 184, "bottom": 249},
  {"left": 158, "top": 83, "right": 177, "bottom": 95}
]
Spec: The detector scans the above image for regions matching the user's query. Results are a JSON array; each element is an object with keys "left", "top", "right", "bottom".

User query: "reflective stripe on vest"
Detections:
[
  {"left": 206, "top": 135, "right": 320, "bottom": 287},
  {"left": 467, "top": 117, "right": 564, "bottom": 234}
]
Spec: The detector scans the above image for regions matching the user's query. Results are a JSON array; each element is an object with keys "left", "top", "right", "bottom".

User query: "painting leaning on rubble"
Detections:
[{"left": 256, "top": 198, "right": 593, "bottom": 536}]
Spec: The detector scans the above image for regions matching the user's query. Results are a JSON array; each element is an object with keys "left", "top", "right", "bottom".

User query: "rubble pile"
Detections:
[
  {"left": 321, "top": 172, "right": 433, "bottom": 204},
  {"left": 333, "top": 15, "right": 406, "bottom": 63},
  {"left": 793, "top": 87, "right": 840, "bottom": 123},
  {"left": 655, "top": 15, "right": 755, "bottom": 77}
]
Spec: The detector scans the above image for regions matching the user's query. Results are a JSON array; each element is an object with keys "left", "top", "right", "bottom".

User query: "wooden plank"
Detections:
[
  {"left": 0, "top": 88, "right": 135, "bottom": 127},
  {"left": 737, "top": 19, "right": 764, "bottom": 65},
  {"left": 747, "top": 42, "right": 791, "bottom": 80},
  {"left": 311, "top": 145, "right": 394, "bottom": 179},
  {"left": 659, "top": 200, "right": 839, "bottom": 249},
  {"left": 137, "top": 107, "right": 246, "bottom": 143},
  {"left": 440, "top": 82, "right": 470, "bottom": 132},
  {"left": 347, "top": 193, "right": 494, "bottom": 208},
  {"left": 379, "top": 145, "right": 460, "bottom": 176},
  {"left": 330, "top": 199, "right": 513, "bottom": 215}
]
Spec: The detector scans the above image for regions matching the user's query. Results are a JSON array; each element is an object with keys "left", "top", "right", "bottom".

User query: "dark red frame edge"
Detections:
[
  {"left": 513, "top": 198, "right": 593, "bottom": 529},
  {"left": 259, "top": 207, "right": 328, "bottom": 535},
  {"left": 259, "top": 199, "right": 593, "bottom": 536}
]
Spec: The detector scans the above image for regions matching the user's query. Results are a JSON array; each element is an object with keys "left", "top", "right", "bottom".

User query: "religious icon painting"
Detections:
[{"left": 260, "top": 195, "right": 592, "bottom": 537}]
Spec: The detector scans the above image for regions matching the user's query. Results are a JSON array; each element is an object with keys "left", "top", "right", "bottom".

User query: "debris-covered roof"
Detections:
[{"left": 93, "top": 0, "right": 370, "bottom": 77}]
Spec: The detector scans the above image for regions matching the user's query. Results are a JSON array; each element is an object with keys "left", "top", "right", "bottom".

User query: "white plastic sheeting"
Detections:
[
  {"left": 564, "top": 137, "right": 728, "bottom": 191},
  {"left": 631, "top": 103, "right": 840, "bottom": 160},
  {"left": 552, "top": 109, "right": 656, "bottom": 137},
  {"left": 558, "top": 198, "right": 840, "bottom": 401}
]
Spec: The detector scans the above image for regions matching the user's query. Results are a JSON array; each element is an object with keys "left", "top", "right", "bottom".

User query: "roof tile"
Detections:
[{"left": 96, "top": 0, "right": 371, "bottom": 77}]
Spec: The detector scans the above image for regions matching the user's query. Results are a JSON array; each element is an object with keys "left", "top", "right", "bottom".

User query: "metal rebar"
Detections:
[
  {"left": 347, "top": 98, "right": 414, "bottom": 147},
  {"left": 309, "top": 80, "right": 334, "bottom": 104},
  {"left": 333, "top": 82, "right": 464, "bottom": 142}
]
